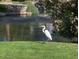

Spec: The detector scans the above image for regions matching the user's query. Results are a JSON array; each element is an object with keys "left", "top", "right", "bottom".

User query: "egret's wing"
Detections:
[{"left": 44, "top": 30, "right": 52, "bottom": 40}]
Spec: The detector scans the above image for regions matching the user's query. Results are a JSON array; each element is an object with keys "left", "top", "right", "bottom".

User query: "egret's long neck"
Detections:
[{"left": 42, "top": 26, "right": 46, "bottom": 32}]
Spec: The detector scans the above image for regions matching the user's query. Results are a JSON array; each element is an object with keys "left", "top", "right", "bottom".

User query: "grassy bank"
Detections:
[{"left": 0, "top": 41, "right": 77, "bottom": 59}]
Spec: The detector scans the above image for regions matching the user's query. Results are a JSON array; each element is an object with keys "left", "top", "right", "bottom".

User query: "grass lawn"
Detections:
[{"left": 0, "top": 41, "right": 77, "bottom": 59}]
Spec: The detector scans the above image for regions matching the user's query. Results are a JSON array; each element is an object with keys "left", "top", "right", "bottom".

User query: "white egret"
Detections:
[{"left": 40, "top": 25, "right": 52, "bottom": 41}]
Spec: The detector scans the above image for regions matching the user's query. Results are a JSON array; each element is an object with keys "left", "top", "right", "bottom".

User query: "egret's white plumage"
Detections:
[{"left": 41, "top": 25, "right": 52, "bottom": 40}]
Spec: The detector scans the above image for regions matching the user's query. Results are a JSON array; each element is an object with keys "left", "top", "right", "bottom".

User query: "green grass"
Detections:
[{"left": 0, "top": 41, "right": 77, "bottom": 59}]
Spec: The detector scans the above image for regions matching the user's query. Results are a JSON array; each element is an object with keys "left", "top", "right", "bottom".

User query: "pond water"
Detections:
[{"left": 0, "top": 16, "right": 53, "bottom": 41}]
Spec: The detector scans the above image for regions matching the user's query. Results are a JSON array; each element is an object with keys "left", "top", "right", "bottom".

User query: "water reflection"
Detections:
[{"left": 0, "top": 23, "right": 53, "bottom": 41}]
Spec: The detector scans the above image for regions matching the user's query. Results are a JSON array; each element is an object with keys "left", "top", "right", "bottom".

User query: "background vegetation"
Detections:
[
  {"left": 45, "top": 0, "right": 78, "bottom": 39},
  {"left": 26, "top": 1, "right": 39, "bottom": 16},
  {"left": 0, "top": 5, "right": 8, "bottom": 12}
]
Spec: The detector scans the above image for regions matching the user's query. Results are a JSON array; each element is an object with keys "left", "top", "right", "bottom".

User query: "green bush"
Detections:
[
  {"left": 26, "top": 1, "right": 39, "bottom": 16},
  {"left": 0, "top": 5, "right": 8, "bottom": 12},
  {"left": 45, "top": 0, "right": 78, "bottom": 39}
]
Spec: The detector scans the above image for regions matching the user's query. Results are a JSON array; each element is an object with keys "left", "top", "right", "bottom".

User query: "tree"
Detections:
[
  {"left": 26, "top": 1, "right": 39, "bottom": 16},
  {"left": 45, "top": 0, "right": 78, "bottom": 38}
]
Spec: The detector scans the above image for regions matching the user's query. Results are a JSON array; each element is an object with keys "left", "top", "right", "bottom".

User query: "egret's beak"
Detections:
[
  {"left": 40, "top": 25, "right": 45, "bottom": 27},
  {"left": 40, "top": 26, "right": 44, "bottom": 28},
  {"left": 40, "top": 26, "right": 43, "bottom": 27}
]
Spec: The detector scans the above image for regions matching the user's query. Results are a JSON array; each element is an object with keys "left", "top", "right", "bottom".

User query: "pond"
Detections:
[{"left": 0, "top": 16, "right": 54, "bottom": 41}]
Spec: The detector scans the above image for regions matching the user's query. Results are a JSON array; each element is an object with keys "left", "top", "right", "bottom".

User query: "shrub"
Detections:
[
  {"left": 26, "top": 1, "right": 39, "bottom": 16},
  {"left": 0, "top": 5, "right": 8, "bottom": 12}
]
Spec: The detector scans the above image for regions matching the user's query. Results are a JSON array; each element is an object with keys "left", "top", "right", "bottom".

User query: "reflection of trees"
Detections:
[{"left": 6, "top": 24, "right": 10, "bottom": 41}]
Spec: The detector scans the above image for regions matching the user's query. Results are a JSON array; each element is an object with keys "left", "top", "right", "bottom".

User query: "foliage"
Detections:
[
  {"left": 0, "top": 5, "right": 8, "bottom": 12},
  {"left": 26, "top": 1, "right": 39, "bottom": 16},
  {"left": 12, "top": 0, "right": 32, "bottom": 2},
  {"left": 45, "top": 0, "right": 78, "bottom": 38},
  {"left": 12, "top": 0, "right": 24, "bottom": 2}
]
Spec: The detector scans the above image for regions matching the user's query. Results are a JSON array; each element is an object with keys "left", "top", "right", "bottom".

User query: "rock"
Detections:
[{"left": 0, "top": 12, "right": 6, "bottom": 16}]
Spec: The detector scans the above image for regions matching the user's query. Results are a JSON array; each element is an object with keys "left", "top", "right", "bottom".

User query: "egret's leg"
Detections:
[
  {"left": 41, "top": 39, "right": 46, "bottom": 44},
  {"left": 42, "top": 38, "right": 49, "bottom": 44},
  {"left": 47, "top": 39, "right": 51, "bottom": 42}
]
